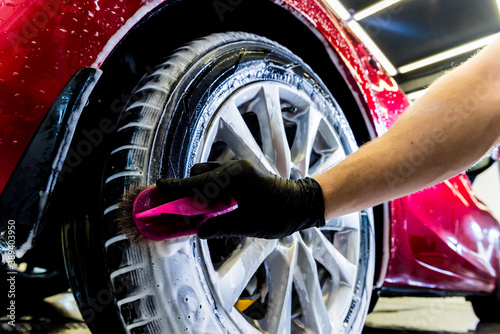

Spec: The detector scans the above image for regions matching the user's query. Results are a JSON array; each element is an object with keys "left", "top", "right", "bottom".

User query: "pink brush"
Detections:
[{"left": 117, "top": 186, "right": 238, "bottom": 245}]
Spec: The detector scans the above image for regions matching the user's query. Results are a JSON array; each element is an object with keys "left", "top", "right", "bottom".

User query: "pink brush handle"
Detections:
[
  {"left": 135, "top": 196, "right": 238, "bottom": 218},
  {"left": 132, "top": 187, "right": 238, "bottom": 241}
]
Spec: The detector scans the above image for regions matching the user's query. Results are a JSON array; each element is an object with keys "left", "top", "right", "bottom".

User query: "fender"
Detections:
[{"left": 0, "top": 0, "right": 387, "bottom": 252}]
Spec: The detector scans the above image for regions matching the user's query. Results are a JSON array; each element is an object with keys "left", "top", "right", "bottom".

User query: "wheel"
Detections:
[{"left": 67, "top": 32, "right": 375, "bottom": 333}]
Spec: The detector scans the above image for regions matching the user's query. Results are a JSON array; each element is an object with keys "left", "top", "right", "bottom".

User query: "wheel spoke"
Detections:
[
  {"left": 309, "top": 229, "right": 357, "bottom": 288},
  {"left": 290, "top": 107, "right": 322, "bottom": 177},
  {"left": 216, "top": 239, "right": 277, "bottom": 311},
  {"left": 253, "top": 85, "right": 292, "bottom": 178},
  {"left": 309, "top": 145, "right": 346, "bottom": 177},
  {"left": 294, "top": 239, "right": 333, "bottom": 333},
  {"left": 325, "top": 145, "right": 347, "bottom": 167},
  {"left": 259, "top": 241, "right": 297, "bottom": 334},
  {"left": 323, "top": 212, "right": 360, "bottom": 232},
  {"left": 216, "top": 100, "right": 276, "bottom": 173}
]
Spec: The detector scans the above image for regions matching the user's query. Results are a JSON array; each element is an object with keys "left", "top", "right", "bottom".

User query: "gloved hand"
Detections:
[{"left": 156, "top": 160, "right": 326, "bottom": 239}]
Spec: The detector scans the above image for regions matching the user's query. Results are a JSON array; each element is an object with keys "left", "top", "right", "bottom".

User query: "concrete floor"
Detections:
[{"left": 1, "top": 292, "right": 499, "bottom": 333}]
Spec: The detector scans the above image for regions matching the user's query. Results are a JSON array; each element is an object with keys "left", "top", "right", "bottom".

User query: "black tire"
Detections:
[
  {"left": 64, "top": 32, "right": 375, "bottom": 333},
  {"left": 470, "top": 294, "right": 500, "bottom": 322}
]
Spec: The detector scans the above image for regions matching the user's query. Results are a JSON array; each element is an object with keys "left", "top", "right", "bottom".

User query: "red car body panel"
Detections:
[
  {"left": 0, "top": 0, "right": 156, "bottom": 191},
  {"left": 0, "top": 0, "right": 498, "bottom": 296}
]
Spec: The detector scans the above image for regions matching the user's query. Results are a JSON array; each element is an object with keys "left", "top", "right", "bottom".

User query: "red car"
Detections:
[{"left": 0, "top": 0, "right": 498, "bottom": 333}]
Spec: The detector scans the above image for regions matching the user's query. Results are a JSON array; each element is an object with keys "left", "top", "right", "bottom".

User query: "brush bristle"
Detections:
[{"left": 116, "top": 185, "right": 154, "bottom": 247}]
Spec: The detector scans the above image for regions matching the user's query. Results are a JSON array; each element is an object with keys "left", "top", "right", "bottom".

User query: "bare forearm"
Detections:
[{"left": 316, "top": 38, "right": 500, "bottom": 220}]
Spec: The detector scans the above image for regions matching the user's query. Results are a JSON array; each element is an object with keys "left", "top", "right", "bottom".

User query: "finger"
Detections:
[
  {"left": 197, "top": 210, "right": 242, "bottom": 239},
  {"left": 156, "top": 174, "right": 209, "bottom": 200},
  {"left": 190, "top": 162, "right": 224, "bottom": 176},
  {"left": 197, "top": 210, "right": 261, "bottom": 239},
  {"left": 156, "top": 162, "right": 234, "bottom": 203},
  {"left": 157, "top": 160, "right": 241, "bottom": 202}
]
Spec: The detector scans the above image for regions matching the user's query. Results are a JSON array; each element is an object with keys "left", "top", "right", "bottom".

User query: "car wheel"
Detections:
[{"left": 69, "top": 32, "right": 375, "bottom": 333}]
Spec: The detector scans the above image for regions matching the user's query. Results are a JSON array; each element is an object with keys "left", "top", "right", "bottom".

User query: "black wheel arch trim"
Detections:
[{"left": 0, "top": 67, "right": 102, "bottom": 252}]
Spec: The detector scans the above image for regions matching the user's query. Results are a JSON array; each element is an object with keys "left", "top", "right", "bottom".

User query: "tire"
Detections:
[{"left": 69, "top": 32, "right": 375, "bottom": 333}]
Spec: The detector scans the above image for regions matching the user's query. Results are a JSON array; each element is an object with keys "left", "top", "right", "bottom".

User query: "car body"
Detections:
[{"left": 0, "top": 0, "right": 498, "bottom": 332}]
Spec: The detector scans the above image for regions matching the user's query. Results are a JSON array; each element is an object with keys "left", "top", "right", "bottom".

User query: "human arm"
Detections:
[{"left": 315, "top": 37, "right": 500, "bottom": 219}]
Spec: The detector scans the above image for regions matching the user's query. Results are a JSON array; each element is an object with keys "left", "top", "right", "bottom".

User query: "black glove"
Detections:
[{"left": 156, "top": 160, "right": 325, "bottom": 239}]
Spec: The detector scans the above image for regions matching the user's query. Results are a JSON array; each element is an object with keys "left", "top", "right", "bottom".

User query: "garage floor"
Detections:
[{"left": 0, "top": 292, "right": 499, "bottom": 333}]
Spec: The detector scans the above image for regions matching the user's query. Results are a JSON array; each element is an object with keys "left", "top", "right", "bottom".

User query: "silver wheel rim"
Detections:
[{"left": 149, "top": 59, "right": 367, "bottom": 334}]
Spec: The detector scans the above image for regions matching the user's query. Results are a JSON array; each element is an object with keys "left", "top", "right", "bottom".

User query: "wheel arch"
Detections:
[{"left": 85, "top": 0, "right": 376, "bottom": 148}]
